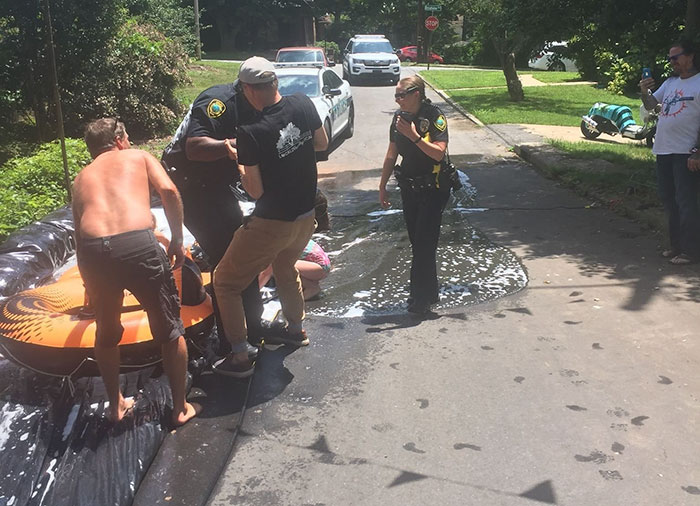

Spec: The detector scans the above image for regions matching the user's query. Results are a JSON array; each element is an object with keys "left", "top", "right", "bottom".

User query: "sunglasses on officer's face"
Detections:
[{"left": 394, "top": 87, "right": 418, "bottom": 99}]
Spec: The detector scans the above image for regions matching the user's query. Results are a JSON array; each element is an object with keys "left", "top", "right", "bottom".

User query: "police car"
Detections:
[
  {"left": 274, "top": 66, "right": 354, "bottom": 148},
  {"left": 342, "top": 34, "right": 401, "bottom": 85}
]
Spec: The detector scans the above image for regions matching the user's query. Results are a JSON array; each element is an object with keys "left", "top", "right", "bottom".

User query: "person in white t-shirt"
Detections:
[{"left": 641, "top": 40, "right": 700, "bottom": 265}]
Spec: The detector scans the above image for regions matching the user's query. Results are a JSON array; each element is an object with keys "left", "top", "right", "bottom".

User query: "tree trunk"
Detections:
[
  {"left": 27, "top": 61, "right": 49, "bottom": 141},
  {"left": 686, "top": 0, "right": 699, "bottom": 34},
  {"left": 493, "top": 38, "right": 524, "bottom": 102},
  {"left": 416, "top": 0, "right": 424, "bottom": 61},
  {"left": 503, "top": 52, "right": 524, "bottom": 102}
]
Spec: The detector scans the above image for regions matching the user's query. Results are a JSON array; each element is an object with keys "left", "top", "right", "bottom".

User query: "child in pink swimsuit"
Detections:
[{"left": 259, "top": 239, "right": 331, "bottom": 300}]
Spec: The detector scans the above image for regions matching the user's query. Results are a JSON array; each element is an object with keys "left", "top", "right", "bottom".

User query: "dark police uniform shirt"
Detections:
[
  {"left": 162, "top": 83, "right": 257, "bottom": 186},
  {"left": 237, "top": 94, "right": 321, "bottom": 221},
  {"left": 389, "top": 101, "right": 449, "bottom": 178}
]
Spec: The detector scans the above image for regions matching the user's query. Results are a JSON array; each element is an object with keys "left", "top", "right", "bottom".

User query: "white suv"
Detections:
[{"left": 342, "top": 34, "right": 401, "bottom": 85}]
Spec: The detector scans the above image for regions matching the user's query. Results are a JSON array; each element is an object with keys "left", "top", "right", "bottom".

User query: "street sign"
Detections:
[
  {"left": 425, "top": 16, "right": 439, "bottom": 31},
  {"left": 425, "top": 4, "right": 442, "bottom": 11}
]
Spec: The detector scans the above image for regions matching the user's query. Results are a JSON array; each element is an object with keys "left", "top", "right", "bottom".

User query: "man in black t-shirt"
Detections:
[
  {"left": 212, "top": 57, "right": 328, "bottom": 378},
  {"left": 161, "top": 80, "right": 275, "bottom": 354}
]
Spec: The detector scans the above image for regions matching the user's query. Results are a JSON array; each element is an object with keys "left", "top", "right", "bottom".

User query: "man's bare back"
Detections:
[{"left": 73, "top": 149, "right": 155, "bottom": 239}]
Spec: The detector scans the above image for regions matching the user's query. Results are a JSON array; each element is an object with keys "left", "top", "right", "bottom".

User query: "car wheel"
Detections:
[
  {"left": 405, "top": 57, "right": 413, "bottom": 63},
  {"left": 343, "top": 104, "right": 355, "bottom": 139},
  {"left": 549, "top": 61, "right": 566, "bottom": 72},
  {"left": 580, "top": 120, "right": 601, "bottom": 140},
  {"left": 432, "top": 59, "right": 440, "bottom": 64},
  {"left": 342, "top": 67, "right": 348, "bottom": 80}
]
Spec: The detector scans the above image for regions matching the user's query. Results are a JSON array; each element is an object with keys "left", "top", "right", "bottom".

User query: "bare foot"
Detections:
[
  {"left": 171, "top": 401, "right": 202, "bottom": 427},
  {"left": 108, "top": 396, "right": 135, "bottom": 423}
]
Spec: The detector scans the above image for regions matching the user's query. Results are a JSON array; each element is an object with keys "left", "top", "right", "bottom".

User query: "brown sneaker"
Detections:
[{"left": 263, "top": 328, "right": 309, "bottom": 347}]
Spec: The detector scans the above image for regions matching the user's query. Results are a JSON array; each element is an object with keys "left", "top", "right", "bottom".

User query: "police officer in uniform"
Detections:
[
  {"left": 379, "top": 75, "right": 450, "bottom": 314},
  {"left": 162, "top": 81, "right": 279, "bottom": 352}
]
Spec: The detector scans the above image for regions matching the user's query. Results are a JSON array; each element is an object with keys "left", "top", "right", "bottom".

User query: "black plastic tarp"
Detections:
[
  {"left": 0, "top": 206, "right": 75, "bottom": 298},
  {"left": 0, "top": 364, "right": 180, "bottom": 506},
  {"left": 0, "top": 206, "right": 205, "bottom": 506}
]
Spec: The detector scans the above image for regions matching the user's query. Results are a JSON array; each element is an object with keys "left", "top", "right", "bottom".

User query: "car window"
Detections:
[
  {"left": 322, "top": 71, "right": 343, "bottom": 88},
  {"left": 277, "top": 75, "right": 320, "bottom": 97},
  {"left": 353, "top": 41, "right": 393, "bottom": 53},
  {"left": 277, "top": 50, "right": 318, "bottom": 63}
]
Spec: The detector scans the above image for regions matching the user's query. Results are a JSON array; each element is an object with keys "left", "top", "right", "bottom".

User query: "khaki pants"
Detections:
[{"left": 213, "top": 214, "right": 315, "bottom": 346}]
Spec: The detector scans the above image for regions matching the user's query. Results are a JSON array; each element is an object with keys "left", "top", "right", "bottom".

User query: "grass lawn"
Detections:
[
  {"left": 545, "top": 140, "right": 659, "bottom": 207},
  {"left": 421, "top": 69, "right": 584, "bottom": 89},
  {"left": 525, "top": 70, "right": 584, "bottom": 84},
  {"left": 175, "top": 60, "right": 241, "bottom": 106},
  {"left": 445, "top": 84, "right": 641, "bottom": 126},
  {"left": 550, "top": 140, "right": 655, "bottom": 171},
  {"left": 421, "top": 69, "right": 506, "bottom": 89}
]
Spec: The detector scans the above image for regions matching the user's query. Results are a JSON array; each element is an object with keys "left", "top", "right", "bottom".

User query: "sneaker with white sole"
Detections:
[{"left": 212, "top": 354, "right": 255, "bottom": 378}]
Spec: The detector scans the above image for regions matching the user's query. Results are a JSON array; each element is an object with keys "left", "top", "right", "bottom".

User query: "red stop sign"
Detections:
[{"left": 425, "top": 16, "right": 439, "bottom": 31}]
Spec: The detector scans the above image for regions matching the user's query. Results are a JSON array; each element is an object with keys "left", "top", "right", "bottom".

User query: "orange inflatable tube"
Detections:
[{"left": 0, "top": 256, "right": 214, "bottom": 377}]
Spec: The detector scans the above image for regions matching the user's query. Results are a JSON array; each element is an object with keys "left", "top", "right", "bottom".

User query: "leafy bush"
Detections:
[
  {"left": 107, "top": 22, "right": 190, "bottom": 138},
  {"left": 125, "top": 0, "right": 199, "bottom": 56},
  {"left": 316, "top": 40, "right": 340, "bottom": 62},
  {"left": 0, "top": 139, "right": 89, "bottom": 239},
  {"left": 63, "top": 21, "right": 190, "bottom": 140},
  {"left": 441, "top": 41, "right": 482, "bottom": 65}
]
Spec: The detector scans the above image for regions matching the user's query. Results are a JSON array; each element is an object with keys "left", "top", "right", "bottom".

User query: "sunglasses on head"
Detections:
[
  {"left": 668, "top": 52, "right": 686, "bottom": 62},
  {"left": 394, "top": 87, "right": 418, "bottom": 99},
  {"left": 112, "top": 117, "right": 122, "bottom": 137}
]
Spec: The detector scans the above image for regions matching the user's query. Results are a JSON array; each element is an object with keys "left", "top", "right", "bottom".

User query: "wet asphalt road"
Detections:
[{"left": 204, "top": 70, "right": 700, "bottom": 505}]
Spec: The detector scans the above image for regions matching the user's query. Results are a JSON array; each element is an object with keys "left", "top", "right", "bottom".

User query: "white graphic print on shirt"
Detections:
[{"left": 276, "top": 122, "right": 312, "bottom": 158}]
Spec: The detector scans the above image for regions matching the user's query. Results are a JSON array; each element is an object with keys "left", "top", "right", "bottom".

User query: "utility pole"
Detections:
[
  {"left": 43, "top": 0, "right": 72, "bottom": 203},
  {"left": 194, "top": 0, "right": 201, "bottom": 60},
  {"left": 416, "top": 0, "right": 424, "bottom": 62}
]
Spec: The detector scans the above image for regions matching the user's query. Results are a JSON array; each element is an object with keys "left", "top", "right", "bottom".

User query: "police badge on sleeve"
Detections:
[
  {"left": 206, "top": 99, "right": 226, "bottom": 118},
  {"left": 434, "top": 114, "right": 447, "bottom": 131}
]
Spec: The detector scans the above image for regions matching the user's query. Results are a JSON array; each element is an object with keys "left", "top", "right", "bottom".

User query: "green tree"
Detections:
[
  {"left": 0, "top": 0, "right": 189, "bottom": 141},
  {"left": 566, "top": 0, "right": 686, "bottom": 92},
  {"left": 125, "top": 0, "right": 199, "bottom": 56},
  {"left": 0, "top": 0, "right": 124, "bottom": 140}
]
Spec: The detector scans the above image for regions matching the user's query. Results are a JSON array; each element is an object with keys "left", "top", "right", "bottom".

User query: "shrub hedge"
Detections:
[{"left": 0, "top": 139, "right": 89, "bottom": 240}]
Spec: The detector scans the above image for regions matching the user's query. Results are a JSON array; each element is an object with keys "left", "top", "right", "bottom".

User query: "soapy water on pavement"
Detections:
[{"left": 308, "top": 172, "right": 527, "bottom": 317}]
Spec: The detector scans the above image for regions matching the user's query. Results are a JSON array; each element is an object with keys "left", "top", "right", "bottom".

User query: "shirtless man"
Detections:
[{"left": 73, "top": 118, "right": 199, "bottom": 425}]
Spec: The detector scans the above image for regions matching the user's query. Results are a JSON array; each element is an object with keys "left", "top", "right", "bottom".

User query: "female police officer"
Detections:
[{"left": 379, "top": 75, "right": 450, "bottom": 314}]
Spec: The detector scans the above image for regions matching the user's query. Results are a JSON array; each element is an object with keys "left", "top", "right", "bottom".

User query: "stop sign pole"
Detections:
[{"left": 425, "top": 16, "right": 438, "bottom": 70}]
